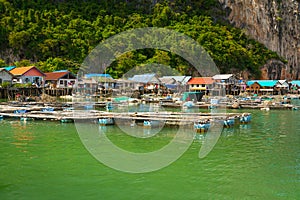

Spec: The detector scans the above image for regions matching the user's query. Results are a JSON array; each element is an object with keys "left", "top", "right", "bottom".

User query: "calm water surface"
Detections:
[{"left": 0, "top": 101, "right": 300, "bottom": 199}]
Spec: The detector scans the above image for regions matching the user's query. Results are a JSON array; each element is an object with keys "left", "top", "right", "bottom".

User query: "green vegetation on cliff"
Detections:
[{"left": 0, "top": 0, "right": 283, "bottom": 78}]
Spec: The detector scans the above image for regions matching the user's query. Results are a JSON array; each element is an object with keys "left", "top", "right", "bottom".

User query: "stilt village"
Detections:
[{"left": 0, "top": 66, "right": 299, "bottom": 132}]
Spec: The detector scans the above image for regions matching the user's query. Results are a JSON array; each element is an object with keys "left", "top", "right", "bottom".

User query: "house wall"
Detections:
[
  {"left": 189, "top": 84, "right": 206, "bottom": 91},
  {"left": 0, "top": 71, "right": 12, "bottom": 83},
  {"left": 20, "top": 76, "right": 43, "bottom": 85},
  {"left": 249, "top": 82, "right": 261, "bottom": 91},
  {"left": 99, "top": 82, "right": 115, "bottom": 89},
  {"left": 57, "top": 79, "right": 75, "bottom": 88},
  {"left": 116, "top": 82, "right": 137, "bottom": 90}
]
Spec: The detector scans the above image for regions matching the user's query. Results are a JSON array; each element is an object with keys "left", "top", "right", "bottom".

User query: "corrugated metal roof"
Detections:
[
  {"left": 277, "top": 80, "right": 287, "bottom": 84},
  {"left": 54, "top": 70, "right": 69, "bottom": 72},
  {"left": 159, "top": 77, "right": 177, "bottom": 84},
  {"left": 276, "top": 80, "right": 288, "bottom": 87},
  {"left": 129, "top": 73, "right": 160, "bottom": 83},
  {"left": 258, "top": 80, "right": 277, "bottom": 87},
  {"left": 160, "top": 76, "right": 191, "bottom": 84},
  {"left": 10, "top": 66, "right": 34, "bottom": 75},
  {"left": 4, "top": 66, "right": 16, "bottom": 71},
  {"left": 247, "top": 80, "right": 278, "bottom": 87},
  {"left": 212, "top": 74, "right": 233, "bottom": 80},
  {"left": 94, "top": 77, "right": 116, "bottom": 83},
  {"left": 291, "top": 80, "right": 300, "bottom": 86},
  {"left": 10, "top": 66, "right": 45, "bottom": 76},
  {"left": 188, "top": 77, "right": 214, "bottom": 85},
  {"left": 85, "top": 74, "right": 112, "bottom": 79},
  {"left": 45, "top": 71, "right": 75, "bottom": 81}
]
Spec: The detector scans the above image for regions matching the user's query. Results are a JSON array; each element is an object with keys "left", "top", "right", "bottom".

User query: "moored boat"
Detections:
[
  {"left": 240, "top": 113, "right": 252, "bottom": 123},
  {"left": 224, "top": 118, "right": 235, "bottom": 128},
  {"left": 98, "top": 118, "right": 114, "bottom": 126},
  {"left": 194, "top": 121, "right": 210, "bottom": 133},
  {"left": 183, "top": 101, "right": 194, "bottom": 109}
]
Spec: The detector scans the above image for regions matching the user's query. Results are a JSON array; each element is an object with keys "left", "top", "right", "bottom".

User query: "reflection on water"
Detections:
[
  {"left": 240, "top": 124, "right": 252, "bottom": 129},
  {"left": 10, "top": 121, "right": 35, "bottom": 152}
]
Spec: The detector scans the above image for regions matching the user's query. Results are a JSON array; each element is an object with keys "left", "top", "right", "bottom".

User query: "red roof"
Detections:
[
  {"left": 188, "top": 77, "right": 214, "bottom": 85},
  {"left": 45, "top": 71, "right": 75, "bottom": 81}
]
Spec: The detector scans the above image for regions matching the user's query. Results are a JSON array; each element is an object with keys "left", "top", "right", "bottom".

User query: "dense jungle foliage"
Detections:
[{"left": 0, "top": 0, "right": 283, "bottom": 78}]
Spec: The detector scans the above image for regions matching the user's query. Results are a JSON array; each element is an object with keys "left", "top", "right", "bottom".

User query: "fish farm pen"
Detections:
[{"left": 0, "top": 102, "right": 252, "bottom": 133}]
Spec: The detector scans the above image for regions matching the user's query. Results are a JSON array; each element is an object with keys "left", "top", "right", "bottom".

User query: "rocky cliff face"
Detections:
[{"left": 219, "top": 0, "right": 300, "bottom": 80}]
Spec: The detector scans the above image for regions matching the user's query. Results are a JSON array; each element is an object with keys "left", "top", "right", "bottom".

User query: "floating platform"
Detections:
[{"left": 0, "top": 107, "right": 251, "bottom": 128}]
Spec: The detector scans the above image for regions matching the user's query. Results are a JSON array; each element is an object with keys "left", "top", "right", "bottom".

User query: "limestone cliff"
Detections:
[{"left": 219, "top": 0, "right": 300, "bottom": 80}]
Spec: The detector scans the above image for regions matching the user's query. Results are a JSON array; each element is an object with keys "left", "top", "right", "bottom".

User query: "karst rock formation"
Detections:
[{"left": 219, "top": 0, "right": 300, "bottom": 79}]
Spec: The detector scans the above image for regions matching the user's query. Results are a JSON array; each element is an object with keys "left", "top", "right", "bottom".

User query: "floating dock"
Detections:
[{"left": 0, "top": 107, "right": 251, "bottom": 127}]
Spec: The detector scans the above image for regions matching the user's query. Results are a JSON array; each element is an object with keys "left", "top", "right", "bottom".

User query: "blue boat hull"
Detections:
[{"left": 99, "top": 118, "right": 114, "bottom": 126}]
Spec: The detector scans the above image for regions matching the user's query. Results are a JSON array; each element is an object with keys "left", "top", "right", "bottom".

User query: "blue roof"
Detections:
[
  {"left": 291, "top": 80, "right": 300, "bottom": 86},
  {"left": 247, "top": 80, "right": 278, "bottom": 87},
  {"left": 4, "top": 66, "right": 16, "bottom": 71},
  {"left": 165, "top": 84, "right": 177, "bottom": 89},
  {"left": 85, "top": 74, "right": 112, "bottom": 79}
]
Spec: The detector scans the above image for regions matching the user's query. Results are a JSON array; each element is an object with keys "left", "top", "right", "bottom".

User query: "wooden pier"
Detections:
[
  {"left": 160, "top": 101, "right": 299, "bottom": 110},
  {"left": 0, "top": 104, "right": 251, "bottom": 127}
]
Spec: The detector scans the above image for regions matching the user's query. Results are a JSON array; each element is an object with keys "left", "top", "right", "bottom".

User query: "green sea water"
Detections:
[{"left": 0, "top": 101, "right": 300, "bottom": 199}]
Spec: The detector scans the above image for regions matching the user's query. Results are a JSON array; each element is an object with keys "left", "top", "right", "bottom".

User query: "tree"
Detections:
[{"left": 0, "top": 59, "right": 6, "bottom": 67}]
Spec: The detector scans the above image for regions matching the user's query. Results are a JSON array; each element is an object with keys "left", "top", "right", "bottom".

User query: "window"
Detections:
[{"left": 34, "top": 77, "right": 39, "bottom": 83}]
